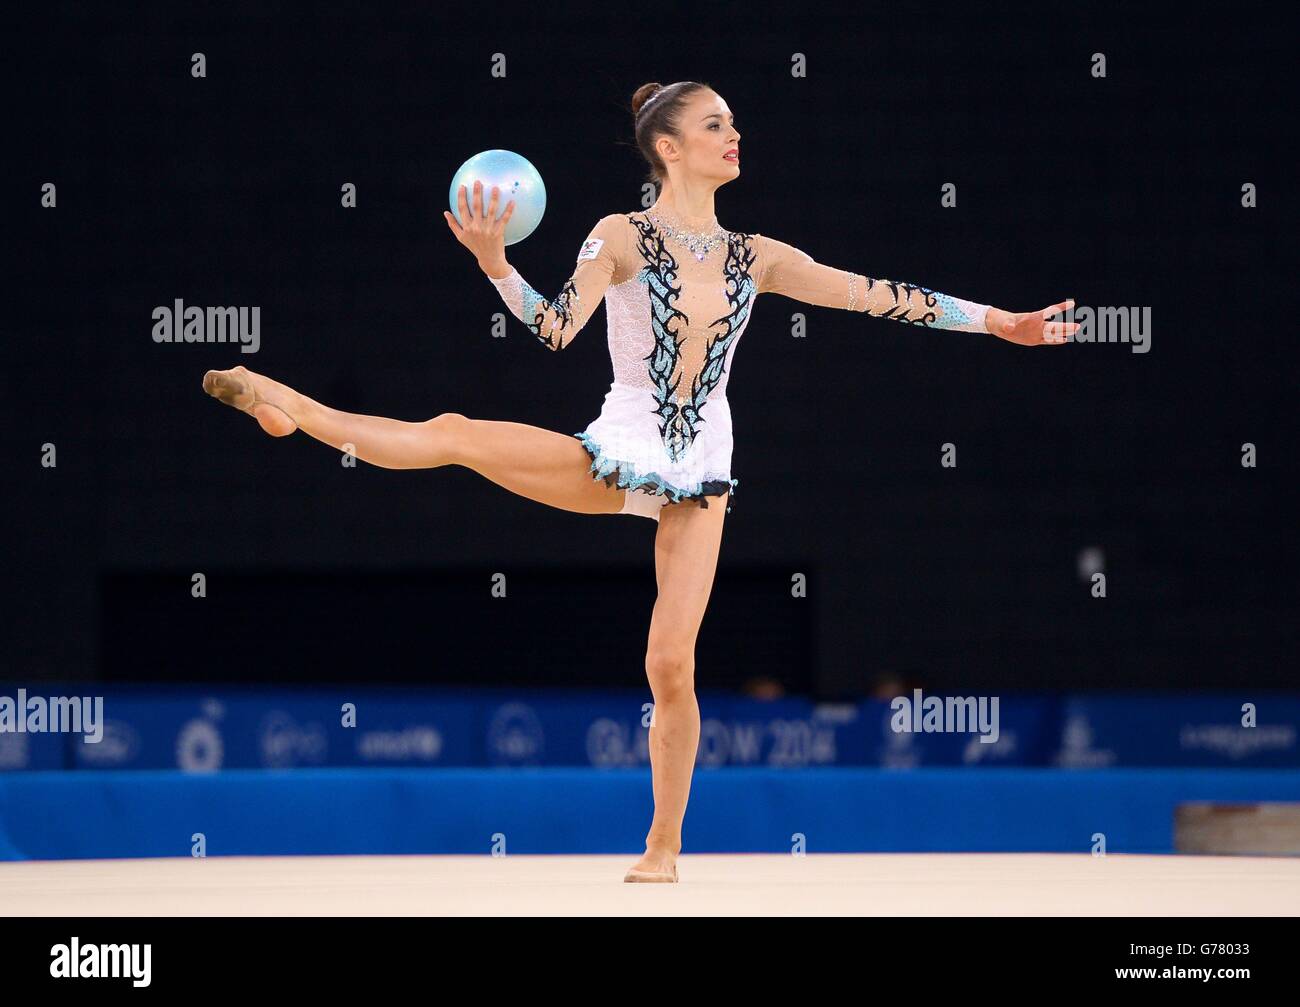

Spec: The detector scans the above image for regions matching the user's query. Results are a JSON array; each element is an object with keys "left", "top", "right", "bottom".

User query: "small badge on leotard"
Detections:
[{"left": 577, "top": 237, "right": 605, "bottom": 262}]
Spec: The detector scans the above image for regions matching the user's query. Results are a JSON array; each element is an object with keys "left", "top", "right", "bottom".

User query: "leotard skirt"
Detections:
[{"left": 573, "top": 381, "right": 738, "bottom": 522}]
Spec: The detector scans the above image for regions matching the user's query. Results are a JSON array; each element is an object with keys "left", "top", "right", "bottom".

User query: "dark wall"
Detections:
[{"left": 6, "top": 2, "right": 1295, "bottom": 695}]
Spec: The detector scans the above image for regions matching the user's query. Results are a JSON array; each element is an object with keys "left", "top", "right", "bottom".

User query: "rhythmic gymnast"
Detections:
[{"left": 203, "top": 80, "right": 1077, "bottom": 883}]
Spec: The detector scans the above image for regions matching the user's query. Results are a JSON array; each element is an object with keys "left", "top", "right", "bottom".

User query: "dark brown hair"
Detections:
[{"left": 631, "top": 81, "right": 712, "bottom": 187}]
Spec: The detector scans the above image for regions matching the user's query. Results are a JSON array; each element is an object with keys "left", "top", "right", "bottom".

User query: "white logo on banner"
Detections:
[
  {"left": 260, "top": 712, "right": 327, "bottom": 768},
  {"left": 1179, "top": 723, "right": 1295, "bottom": 759},
  {"left": 1054, "top": 715, "right": 1117, "bottom": 768},
  {"left": 487, "top": 703, "right": 544, "bottom": 764},
  {"left": 586, "top": 718, "right": 631, "bottom": 767},
  {"left": 78, "top": 721, "right": 140, "bottom": 766},
  {"left": 357, "top": 727, "right": 443, "bottom": 762},
  {"left": 177, "top": 718, "right": 224, "bottom": 772}
]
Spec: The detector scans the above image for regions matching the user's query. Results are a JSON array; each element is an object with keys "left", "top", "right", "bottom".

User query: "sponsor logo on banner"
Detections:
[
  {"left": 177, "top": 718, "right": 224, "bottom": 772},
  {"left": 357, "top": 727, "right": 443, "bottom": 763},
  {"left": 1179, "top": 722, "right": 1296, "bottom": 760},
  {"left": 487, "top": 703, "right": 544, "bottom": 765},
  {"left": 77, "top": 721, "right": 141, "bottom": 767},
  {"left": 1054, "top": 715, "right": 1118, "bottom": 768},
  {"left": 964, "top": 729, "right": 1018, "bottom": 764},
  {"left": 259, "top": 712, "right": 328, "bottom": 768}
]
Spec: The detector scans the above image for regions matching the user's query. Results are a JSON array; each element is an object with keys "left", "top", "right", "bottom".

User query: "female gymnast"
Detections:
[{"left": 203, "top": 80, "right": 1077, "bottom": 883}]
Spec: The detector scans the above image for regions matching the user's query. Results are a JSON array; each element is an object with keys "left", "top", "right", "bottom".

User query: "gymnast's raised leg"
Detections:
[
  {"left": 202, "top": 365, "right": 624, "bottom": 515},
  {"left": 204, "top": 363, "right": 727, "bottom": 884}
]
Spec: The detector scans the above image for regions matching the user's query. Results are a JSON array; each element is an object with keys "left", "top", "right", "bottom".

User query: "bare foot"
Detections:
[
  {"left": 203, "top": 366, "right": 298, "bottom": 437},
  {"left": 624, "top": 846, "right": 679, "bottom": 883}
]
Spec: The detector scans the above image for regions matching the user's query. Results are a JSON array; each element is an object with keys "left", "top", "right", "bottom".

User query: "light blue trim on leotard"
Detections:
[
  {"left": 928, "top": 291, "right": 986, "bottom": 331},
  {"left": 573, "top": 431, "right": 738, "bottom": 507}
]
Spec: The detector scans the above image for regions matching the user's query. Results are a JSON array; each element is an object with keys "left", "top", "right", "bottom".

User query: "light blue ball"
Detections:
[{"left": 449, "top": 149, "right": 546, "bottom": 246}]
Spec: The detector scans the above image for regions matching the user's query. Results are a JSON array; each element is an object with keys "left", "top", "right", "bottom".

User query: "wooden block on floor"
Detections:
[{"left": 1175, "top": 802, "right": 1300, "bottom": 855}]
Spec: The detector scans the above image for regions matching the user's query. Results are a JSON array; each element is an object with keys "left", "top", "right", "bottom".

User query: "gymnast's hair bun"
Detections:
[{"left": 631, "top": 82, "right": 665, "bottom": 117}]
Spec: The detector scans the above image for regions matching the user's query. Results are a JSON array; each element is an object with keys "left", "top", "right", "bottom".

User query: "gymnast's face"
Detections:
[{"left": 659, "top": 90, "right": 741, "bottom": 187}]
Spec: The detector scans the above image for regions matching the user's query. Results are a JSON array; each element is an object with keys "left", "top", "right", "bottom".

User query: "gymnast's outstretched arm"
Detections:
[
  {"left": 445, "top": 181, "right": 623, "bottom": 351},
  {"left": 753, "top": 234, "right": 1077, "bottom": 346}
]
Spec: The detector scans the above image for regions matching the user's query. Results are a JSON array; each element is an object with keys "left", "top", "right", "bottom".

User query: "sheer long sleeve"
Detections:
[
  {"left": 755, "top": 234, "right": 990, "bottom": 333},
  {"left": 486, "top": 214, "right": 625, "bottom": 351}
]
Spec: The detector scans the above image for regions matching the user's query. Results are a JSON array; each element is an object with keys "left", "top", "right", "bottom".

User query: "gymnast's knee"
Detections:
[
  {"left": 421, "top": 412, "right": 470, "bottom": 466},
  {"left": 645, "top": 650, "right": 695, "bottom": 703}
]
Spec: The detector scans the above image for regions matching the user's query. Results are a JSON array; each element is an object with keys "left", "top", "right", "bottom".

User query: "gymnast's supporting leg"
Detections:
[
  {"left": 625, "top": 494, "right": 728, "bottom": 882},
  {"left": 202, "top": 365, "right": 624, "bottom": 515}
]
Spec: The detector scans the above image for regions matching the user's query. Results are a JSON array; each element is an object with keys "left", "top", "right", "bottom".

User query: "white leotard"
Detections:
[{"left": 488, "top": 200, "right": 991, "bottom": 521}]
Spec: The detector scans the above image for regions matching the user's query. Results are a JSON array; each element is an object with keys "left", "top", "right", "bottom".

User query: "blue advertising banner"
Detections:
[
  {"left": 52, "top": 689, "right": 481, "bottom": 771},
  {"left": 3, "top": 685, "right": 1297, "bottom": 771},
  {"left": 1052, "top": 693, "right": 1300, "bottom": 768}
]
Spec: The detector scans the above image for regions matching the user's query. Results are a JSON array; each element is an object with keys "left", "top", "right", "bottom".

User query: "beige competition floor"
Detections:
[{"left": 3, "top": 853, "right": 1299, "bottom": 915}]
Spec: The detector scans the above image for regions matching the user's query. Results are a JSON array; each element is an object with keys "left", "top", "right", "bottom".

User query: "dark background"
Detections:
[{"left": 5, "top": 1, "right": 1295, "bottom": 696}]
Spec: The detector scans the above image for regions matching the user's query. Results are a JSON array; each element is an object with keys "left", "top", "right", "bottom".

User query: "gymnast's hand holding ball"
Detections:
[
  {"left": 444, "top": 150, "right": 547, "bottom": 281},
  {"left": 445, "top": 180, "right": 514, "bottom": 280}
]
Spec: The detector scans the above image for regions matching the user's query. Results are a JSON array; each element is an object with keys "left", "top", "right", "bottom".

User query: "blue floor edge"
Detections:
[{"left": 3, "top": 767, "right": 1298, "bottom": 860}]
